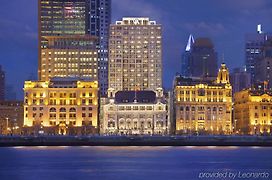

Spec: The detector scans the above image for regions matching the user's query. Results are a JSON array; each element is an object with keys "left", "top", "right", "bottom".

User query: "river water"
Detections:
[{"left": 0, "top": 146, "right": 271, "bottom": 180}]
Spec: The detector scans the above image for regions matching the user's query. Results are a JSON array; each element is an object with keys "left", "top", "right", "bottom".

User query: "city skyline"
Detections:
[{"left": 1, "top": 0, "right": 272, "bottom": 99}]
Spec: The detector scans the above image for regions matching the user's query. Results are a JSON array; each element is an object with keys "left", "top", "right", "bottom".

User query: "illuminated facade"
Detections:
[
  {"left": 174, "top": 63, "right": 232, "bottom": 134},
  {"left": 38, "top": 0, "right": 111, "bottom": 95},
  {"left": 234, "top": 89, "right": 272, "bottom": 135},
  {"left": 23, "top": 78, "right": 98, "bottom": 135},
  {"left": 101, "top": 88, "right": 170, "bottom": 135},
  {"left": 109, "top": 17, "right": 162, "bottom": 92},
  {"left": 40, "top": 35, "right": 98, "bottom": 81},
  {"left": 38, "top": 0, "right": 90, "bottom": 78}
]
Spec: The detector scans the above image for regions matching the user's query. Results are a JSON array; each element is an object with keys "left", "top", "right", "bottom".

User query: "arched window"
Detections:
[
  {"left": 60, "top": 107, "right": 66, "bottom": 112},
  {"left": 49, "top": 108, "right": 56, "bottom": 112},
  {"left": 69, "top": 108, "right": 76, "bottom": 112}
]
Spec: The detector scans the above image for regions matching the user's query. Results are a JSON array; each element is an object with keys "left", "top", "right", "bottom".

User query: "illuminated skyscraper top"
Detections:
[
  {"left": 181, "top": 34, "right": 195, "bottom": 77},
  {"left": 39, "top": 0, "right": 90, "bottom": 36},
  {"left": 185, "top": 34, "right": 195, "bottom": 52}
]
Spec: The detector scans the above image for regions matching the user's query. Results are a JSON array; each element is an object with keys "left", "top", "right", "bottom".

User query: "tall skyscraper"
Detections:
[
  {"left": 90, "top": 0, "right": 111, "bottom": 96},
  {"left": 188, "top": 38, "right": 218, "bottom": 78},
  {"left": 38, "top": 0, "right": 90, "bottom": 79},
  {"left": 109, "top": 17, "right": 162, "bottom": 92},
  {"left": 181, "top": 37, "right": 218, "bottom": 79},
  {"left": 181, "top": 34, "right": 194, "bottom": 77},
  {"left": 0, "top": 65, "right": 5, "bottom": 101},
  {"left": 245, "top": 24, "right": 268, "bottom": 82},
  {"left": 40, "top": 35, "right": 98, "bottom": 81},
  {"left": 38, "top": 0, "right": 111, "bottom": 95},
  {"left": 255, "top": 38, "right": 272, "bottom": 88},
  {"left": 230, "top": 67, "right": 251, "bottom": 95}
]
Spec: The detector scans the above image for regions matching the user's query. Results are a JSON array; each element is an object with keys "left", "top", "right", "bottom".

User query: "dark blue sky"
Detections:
[{"left": 1, "top": 0, "right": 272, "bottom": 99}]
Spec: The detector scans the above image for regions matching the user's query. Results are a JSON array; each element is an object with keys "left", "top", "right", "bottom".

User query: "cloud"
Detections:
[
  {"left": 0, "top": 18, "right": 37, "bottom": 40},
  {"left": 182, "top": 22, "right": 227, "bottom": 36}
]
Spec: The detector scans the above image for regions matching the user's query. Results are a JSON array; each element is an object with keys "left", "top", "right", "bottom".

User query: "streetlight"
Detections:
[
  {"left": 234, "top": 119, "right": 237, "bottom": 134},
  {"left": 6, "top": 117, "right": 9, "bottom": 135}
]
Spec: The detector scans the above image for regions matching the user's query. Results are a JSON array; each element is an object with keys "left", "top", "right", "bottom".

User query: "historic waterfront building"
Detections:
[
  {"left": 174, "top": 63, "right": 232, "bottom": 135},
  {"left": 40, "top": 35, "right": 98, "bottom": 81},
  {"left": 101, "top": 88, "right": 170, "bottom": 135},
  {"left": 109, "top": 17, "right": 162, "bottom": 92},
  {"left": 23, "top": 78, "right": 98, "bottom": 135},
  {"left": 234, "top": 89, "right": 272, "bottom": 135}
]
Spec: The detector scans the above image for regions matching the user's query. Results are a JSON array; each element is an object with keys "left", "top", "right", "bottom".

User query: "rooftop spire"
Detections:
[{"left": 185, "top": 34, "right": 195, "bottom": 51}]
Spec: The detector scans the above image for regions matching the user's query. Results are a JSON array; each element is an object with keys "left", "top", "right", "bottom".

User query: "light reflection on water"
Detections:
[{"left": 0, "top": 146, "right": 271, "bottom": 180}]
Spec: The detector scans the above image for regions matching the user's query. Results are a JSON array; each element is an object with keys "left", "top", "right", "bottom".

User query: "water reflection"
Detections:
[{"left": 0, "top": 146, "right": 271, "bottom": 180}]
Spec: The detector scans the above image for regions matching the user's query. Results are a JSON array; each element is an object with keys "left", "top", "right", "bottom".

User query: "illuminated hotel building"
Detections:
[
  {"left": 40, "top": 35, "right": 98, "bottom": 81},
  {"left": 174, "top": 63, "right": 232, "bottom": 134},
  {"left": 109, "top": 17, "right": 162, "bottom": 92},
  {"left": 23, "top": 78, "right": 98, "bottom": 135},
  {"left": 101, "top": 88, "right": 169, "bottom": 135},
  {"left": 234, "top": 89, "right": 272, "bottom": 135}
]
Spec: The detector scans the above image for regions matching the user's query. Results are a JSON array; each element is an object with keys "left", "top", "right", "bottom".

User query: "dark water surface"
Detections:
[{"left": 0, "top": 146, "right": 271, "bottom": 180}]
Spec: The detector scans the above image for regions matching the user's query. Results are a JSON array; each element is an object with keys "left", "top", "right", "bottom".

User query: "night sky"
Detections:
[{"left": 1, "top": 0, "right": 272, "bottom": 99}]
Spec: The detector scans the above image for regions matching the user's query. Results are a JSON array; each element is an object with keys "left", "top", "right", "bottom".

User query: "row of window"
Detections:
[{"left": 180, "top": 106, "right": 224, "bottom": 111}]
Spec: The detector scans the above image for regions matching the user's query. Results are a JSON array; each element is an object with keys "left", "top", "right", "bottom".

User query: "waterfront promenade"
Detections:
[{"left": 0, "top": 135, "right": 272, "bottom": 147}]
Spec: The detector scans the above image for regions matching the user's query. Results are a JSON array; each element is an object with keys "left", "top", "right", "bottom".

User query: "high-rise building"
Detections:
[
  {"left": 109, "top": 17, "right": 162, "bottom": 92},
  {"left": 174, "top": 63, "right": 232, "bottom": 135},
  {"left": 40, "top": 35, "right": 98, "bottom": 81},
  {"left": 0, "top": 65, "right": 5, "bottom": 101},
  {"left": 234, "top": 89, "right": 272, "bottom": 135},
  {"left": 255, "top": 38, "right": 272, "bottom": 88},
  {"left": 90, "top": 0, "right": 111, "bottom": 96},
  {"left": 38, "top": 0, "right": 90, "bottom": 78},
  {"left": 38, "top": 0, "right": 111, "bottom": 95},
  {"left": 245, "top": 24, "right": 268, "bottom": 82},
  {"left": 185, "top": 37, "right": 218, "bottom": 78},
  {"left": 23, "top": 78, "right": 98, "bottom": 135},
  {"left": 230, "top": 67, "right": 251, "bottom": 95},
  {"left": 181, "top": 34, "right": 194, "bottom": 77}
]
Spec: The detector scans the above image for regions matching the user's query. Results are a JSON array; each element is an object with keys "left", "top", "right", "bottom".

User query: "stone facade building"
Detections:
[{"left": 174, "top": 63, "right": 232, "bottom": 135}]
